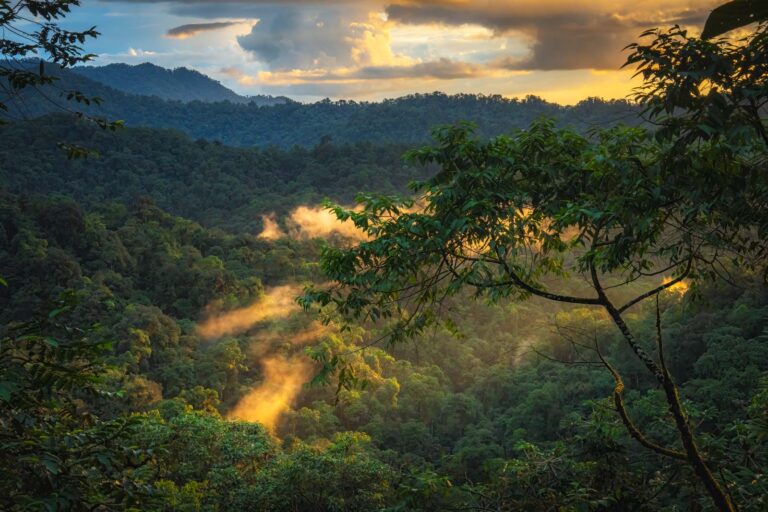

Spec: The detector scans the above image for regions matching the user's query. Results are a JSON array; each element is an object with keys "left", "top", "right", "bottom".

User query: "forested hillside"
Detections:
[
  {"left": 73, "top": 62, "right": 288, "bottom": 105},
  {"left": 5, "top": 63, "right": 640, "bottom": 147},
  {"left": 0, "top": 115, "right": 425, "bottom": 232},
  {"left": 2, "top": 1, "right": 768, "bottom": 511},
  {"left": 1, "top": 191, "right": 766, "bottom": 511},
  {"left": 1, "top": 93, "right": 766, "bottom": 512}
]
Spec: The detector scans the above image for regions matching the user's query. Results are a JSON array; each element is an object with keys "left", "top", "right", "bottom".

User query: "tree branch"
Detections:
[
  {"left": 590, "top": 260, "right": 666, "bottom": 383},
  {"left": 617, "top": 258, "right": 692, "bottom": 314},
  {"left": 595, "top": 344, "right": 687, "bottom": 461}
]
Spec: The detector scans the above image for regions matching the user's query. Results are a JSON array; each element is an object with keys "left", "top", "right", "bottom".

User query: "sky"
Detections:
[{"left": 58, "top": 1, "right": 718, "bottom": 104}]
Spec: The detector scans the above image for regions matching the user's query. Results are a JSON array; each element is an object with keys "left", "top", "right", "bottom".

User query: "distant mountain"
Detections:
[
  {"left": 5, "top": 61, "right": 642, "bottom": 147},
  {"left": 73, "top": 62, "right": 288, "bottom": 106}
]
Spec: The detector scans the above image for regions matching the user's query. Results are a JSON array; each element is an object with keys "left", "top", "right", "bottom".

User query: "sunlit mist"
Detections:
[
  {"left": 257, "top": 214, "right": 286, "bottom": 240},
  {"left": 227, "top": 355, "right": 313, "bottom": 431},
  {"left": 662, "top": 276, "right": 690, "bottom": 295},
  {"left": 198, "top": 285, "right": 302, "bottom": 339},
  {"left": 289, "top": 206, "right": 367, "bottom": 240}
]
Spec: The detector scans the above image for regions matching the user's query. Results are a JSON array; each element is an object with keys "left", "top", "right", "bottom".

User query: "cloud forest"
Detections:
[{"left": 1, "top": 1, "right": 767, "bottom": 511}]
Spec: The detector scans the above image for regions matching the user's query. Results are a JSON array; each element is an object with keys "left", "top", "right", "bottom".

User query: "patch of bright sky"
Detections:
[
  {"left": 251, "top": 69, "right": 635, "bottom": 106},
  {"left": 388, "top": 23, "right": 529, "bottom": 64}
]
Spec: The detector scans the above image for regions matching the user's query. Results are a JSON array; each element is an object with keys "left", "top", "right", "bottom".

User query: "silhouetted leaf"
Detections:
[{"left": 702, "top": 0, "right": 768, "bottom": 39}]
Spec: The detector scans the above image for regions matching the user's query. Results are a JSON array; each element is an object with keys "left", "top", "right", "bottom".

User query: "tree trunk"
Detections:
[
  {"left": 603, "top": 303, "right": 735, "bottom": 512},
  {"left": 659, "top": 372, "right": 735, "bottom": 512}
]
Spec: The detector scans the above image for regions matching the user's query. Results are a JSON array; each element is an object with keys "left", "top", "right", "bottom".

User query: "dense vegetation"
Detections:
[
  {"left": 299, "top": 14, "right": 768, "bottom": 511},
  {"left": 1, "top": 192, "right": 766, "bottom": 511},
  {"left": 5, "top": 63, "right": 640, "bottom": 147},
  {"left": 2, "top": 1, "right": 767, "bottom": 510},
  {"left": 0, "top": 115, "right": 421, "bottom": 231},
  {"left": 73, "top": 63, "right": 288, "bottom": 105}
]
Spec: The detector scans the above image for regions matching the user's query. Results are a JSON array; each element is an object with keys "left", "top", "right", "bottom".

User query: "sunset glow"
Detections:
[{"left": 70, "top": 0, "right": 718, "bottom": 103}]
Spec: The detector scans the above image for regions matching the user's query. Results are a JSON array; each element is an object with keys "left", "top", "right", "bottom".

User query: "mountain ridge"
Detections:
[
  {"left": 4, "top": 61, "right": 643, "bottom": 147},
  {"left": 72, "top": 62, "right": 289, "bottom": 105}
]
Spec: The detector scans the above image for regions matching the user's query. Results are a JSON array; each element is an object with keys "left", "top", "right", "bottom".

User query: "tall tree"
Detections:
[{"left": 302, "top": 20, "right": 768, "bottom": 512}]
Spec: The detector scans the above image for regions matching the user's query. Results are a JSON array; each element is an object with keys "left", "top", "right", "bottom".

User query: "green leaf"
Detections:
[
  {"left": 40, "top": 457, "right": 61, "bottom": 475},
  {"left": 0, "top": 382, "right": 12, "bottom": 401},
  {"left": 48, "top": 308, "right": 65, "bottom": 318}
]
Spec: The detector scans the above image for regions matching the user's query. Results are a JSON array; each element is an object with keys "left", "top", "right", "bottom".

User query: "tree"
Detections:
[
  {"left": 302, "top": 19, "right": 768, "bottom": 508},
  {"left": 1, "top": 1, "right": 96, "bottom": 113},
  {"left": 624, "top": 25, "right": 768, "bottom": 264}
]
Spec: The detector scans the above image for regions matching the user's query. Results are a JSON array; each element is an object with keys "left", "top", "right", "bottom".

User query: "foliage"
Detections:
[
  {"left": 702, "top": 0, "right": 768, "bottom": 39},
  {"left": 0, "top": 192, "right": 323, "bottom": 408},
  {"left": 625, "top": 25, "right": 768, "bottom": 260},
  {"left": 0, "top": 115, "right": 422, "bottom": 231},
  {"left": 1, "top": 5, "right": 768, "bottom": 510},
  {"left": 0, "top": 294, "right": 160, "bottom": 511},
  {"left": 300, "top": 23, "right": 768, "bottom": 512},
  {"left": 0, "top": 1, "right": 124, "bottom": 158},
  {"left": 305, "top": 116, "right": 754, "bottom": 343},
  {"left": 0, "top": 188, "right": 766, "bottom": 510},
  {"left": 0, "top": 1, "right": 97, "bottom": 116}
]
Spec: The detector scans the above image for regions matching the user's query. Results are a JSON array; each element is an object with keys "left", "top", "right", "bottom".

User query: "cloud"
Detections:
[
  {"left": 162, "top": 1, "right": 714, "bottom": 82},
  {"left": 254, "top": 207, "right": 366, "bottom": 240},
  {"left": 257, "top": 214, "right": 286, "bottom": 240},
  {"left": 289, "top": 205, "right": 367, "bottom": 239},
  {"left": 385, "top": 1, "right": 711, "bottom": 30},
  {"left": 234, "top": 7, "right": 413, "bottom": 71},
  {"left": 247, "top": 321, "right": 332, "bottom": 359},
  {"left": 355, "top": 58, "right": 482, "bottom": 79},
  {"left": 385, "top": 1, "right": 714, "bottom": 70},
  {"left": 224, "top": 308, "right": 333, "bottom": 432},
  {"left": 254, "top": 57, "right": 485, "bottom": 85},
  {"left": 90, "top": 0, "right": 719, "bottom": 102},
  {"left": 127, "top": 48, "right": 157, "bottom": 57},
  {"left": 166, "top": 20, "right": 249, "bottom": 39},
  {"left": 255, "top": 204, "right": 431, "bottom": 240},
  {"left": 237, "top": 8, "right": 360, "bottom": 70}
]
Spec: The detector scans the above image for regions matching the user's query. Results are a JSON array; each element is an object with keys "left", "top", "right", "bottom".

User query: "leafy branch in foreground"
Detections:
[
  {"left": 302, "top": 17, "right": 768, "bottom": 510},
  {"left": 1, "top": 1, "right": 122, "bottom": 156},
  {"left": 2, "top": 1, "right": 95, "bottom": 115},
  {"left": 302, "top": 116, "right": 758, "bottom": 510},
  {"left": 702, "top": 0, "right": 768, "bottom": 40}
]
